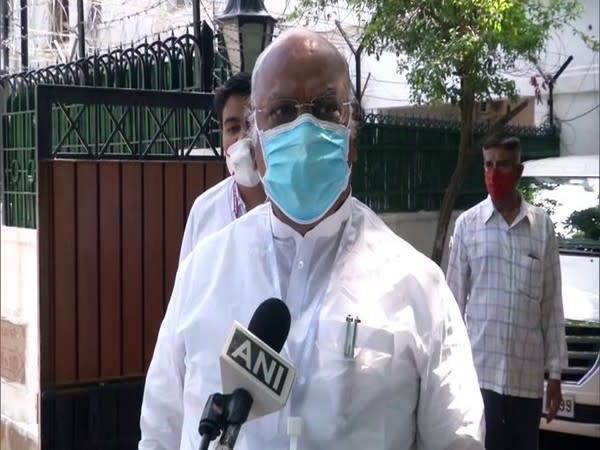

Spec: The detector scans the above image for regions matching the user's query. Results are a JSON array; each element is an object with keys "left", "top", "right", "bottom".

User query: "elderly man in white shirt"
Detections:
[
  {"left": 179, "top": 72, "right": 266, "bottom": 263},
  {"left": 447, "top": 135, "right": 567, "bottom": 450},
  {"left": 140, "top": 28, "right": 484, "bottom": 450}
]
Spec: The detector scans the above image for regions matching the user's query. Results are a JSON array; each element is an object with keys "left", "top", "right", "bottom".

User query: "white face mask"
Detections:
[{"left": 225, "top": 137, "right": 261, "bottom": 188}]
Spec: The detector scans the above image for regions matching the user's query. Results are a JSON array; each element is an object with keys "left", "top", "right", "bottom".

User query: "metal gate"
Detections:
[{"left": 35, "top": 83, "right": 227, "bottom": 449}]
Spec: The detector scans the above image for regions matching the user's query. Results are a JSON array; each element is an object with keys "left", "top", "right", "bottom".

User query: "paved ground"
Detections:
[{"left": 540, "top": 430, "right": 599, "bottom": 449}]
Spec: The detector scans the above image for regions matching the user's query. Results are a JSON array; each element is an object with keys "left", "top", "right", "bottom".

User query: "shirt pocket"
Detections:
[
  {"left": 516, "top": 254, "right": 543, "bottom": 301},
  {"left": 303, "top": 319, "right": 394, "bottom": 444}
]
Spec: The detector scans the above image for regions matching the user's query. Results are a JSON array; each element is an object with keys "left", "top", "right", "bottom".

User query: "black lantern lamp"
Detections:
[{"left": 216, "top": 0, "right": 278, "bottom": 73}]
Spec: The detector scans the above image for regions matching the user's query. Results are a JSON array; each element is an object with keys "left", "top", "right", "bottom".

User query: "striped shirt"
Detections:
[{"left": 446, "top": 196, "right": 567, "bottom": 398}]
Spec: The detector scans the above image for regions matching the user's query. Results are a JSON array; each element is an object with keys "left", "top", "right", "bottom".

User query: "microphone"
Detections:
[{"left": 199, "top": 298, "right": 296, "bottom": 450}]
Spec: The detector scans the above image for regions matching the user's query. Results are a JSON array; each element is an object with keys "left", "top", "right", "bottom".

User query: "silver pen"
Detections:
[
  {"left": 350, "top": 316, "right": 361, "bottom": 358},
  {"left": 344, "top": 315, "right": 354, "bottom": 358}
]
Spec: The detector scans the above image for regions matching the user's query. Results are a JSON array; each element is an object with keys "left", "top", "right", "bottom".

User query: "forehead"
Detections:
[
  {"left": 222, "top": 94, "right": 249, "bottom": 120},
  {"left": 253, "top": 43, "right": 348, "bottom": 106},
  {"left": 483, "top": 146, "right": 518, "bottom": 162}
]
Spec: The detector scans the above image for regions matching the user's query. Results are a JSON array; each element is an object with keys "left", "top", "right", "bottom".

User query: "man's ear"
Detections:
[
  {"left": 517, "top": 163, "right": 524, "bottom": 178},
  {"left": 351, "top": 100, "right": 361, "bottom": 123},
  {"left": 348, "top": 100, "right": 361, "bottom": 164},
  {"left": 349, "top": 135, "right": 358, "bottom": 164}
]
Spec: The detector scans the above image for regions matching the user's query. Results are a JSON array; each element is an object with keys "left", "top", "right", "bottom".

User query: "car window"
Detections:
[{"left": 520, "top": 176, "right": 600, "bottom": 255}]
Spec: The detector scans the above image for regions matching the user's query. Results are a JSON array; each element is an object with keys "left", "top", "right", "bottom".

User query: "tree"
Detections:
[
  {"left": 565, "top": 206, "right": 600, "bottom": 240},
  {"left": 292, "top": 0, "right": 595, "bottom": 265},
  {"left": 519, "top": 179, "right": 559, "bottom": 218}
]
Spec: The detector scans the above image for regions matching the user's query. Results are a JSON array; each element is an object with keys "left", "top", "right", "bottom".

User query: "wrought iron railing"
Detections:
[
  {"left": 1, "top": 29, "right": 561, "bottom": 227},
  {"left": 2, "top": 83, "right": 217, "bottom": 228},
  {"left": 1, "top": 28, "right": 224, "bottom": 229},
  {"left": 36, "top": 84, "right": 218, "bottom": 160},
  {"left": 353, "top": 114, "right": 560, "bottom": 213},
  {"left": 361, "top": 112, "right": 557, "bottom": 136},
  {"left": 1, "top": 26, "right": 216, "bottom": 91}
]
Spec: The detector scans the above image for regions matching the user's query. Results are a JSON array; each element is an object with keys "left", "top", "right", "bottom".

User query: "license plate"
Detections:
[{"left": 543, "top": 393, "right": 575, "bottom": 419}]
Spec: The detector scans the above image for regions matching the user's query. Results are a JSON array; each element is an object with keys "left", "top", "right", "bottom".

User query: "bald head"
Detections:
[
  {"left": 246, "top": 28, "right": 359, "bottom": 232},
  {"left": 248, "top": 27, "right": 358, "bottom": 199},
  {"left": 251, "top": 28, "right": 351, "bottom": 109}
]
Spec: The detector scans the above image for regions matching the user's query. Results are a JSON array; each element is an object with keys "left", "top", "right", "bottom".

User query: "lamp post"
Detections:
[{"left": 216, "top": 0, "right": 277, "bottom": 74}]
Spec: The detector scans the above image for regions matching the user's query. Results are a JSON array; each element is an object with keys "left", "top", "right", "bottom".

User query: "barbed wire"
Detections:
[
  {"left": 6, "top": 0, "right": 54, "bottom": 13},
  {"left": 559, "top": 103, "right": 599, "bottom": 122},
  {"left": 6, "top": 0, "right": 593, "bottom": 103},
  {"left": 199, "top": 0, "right": 217, "bottom": 28},
  {"left": 97, "top": 0, "right": 170, "bottom": 28},
  {"left": 561, "top": 52, "right": 598, "bottom": 118}
]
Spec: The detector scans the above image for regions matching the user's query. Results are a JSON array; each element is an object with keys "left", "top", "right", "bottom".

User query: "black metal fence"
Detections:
[
  {"left": 2, "top": 28, "right": 222, "bottom": 228},
  {"left": 353, "top": 113, "right": 560, "bottom": 213},
  {"left": 1, "top": 30, "right": 561, "bottom": 228},
  {"left": 3, "top": 83, "right": 218, "bottom": 228},
  {"left": 36, "top": 84, "right": 217, "bottom": 160},
  {"left": 2, "top": 25, "right": 217, "bottom": 92},
  {"left": 41, "top": 378, "right": 144, "bottom": 450}
]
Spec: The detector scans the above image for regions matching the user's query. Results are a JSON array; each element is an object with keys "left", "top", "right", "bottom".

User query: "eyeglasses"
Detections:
[{"left": 255, "top": 96, "right": 351, "bottom": 129}]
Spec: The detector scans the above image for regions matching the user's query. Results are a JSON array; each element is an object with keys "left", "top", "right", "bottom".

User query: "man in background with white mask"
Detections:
[
  {"left": 140, "top": 28, "right": 484, "bottom": 450},
  {"left": 178, "top": 72, "right": 266, "bottom": 263}
]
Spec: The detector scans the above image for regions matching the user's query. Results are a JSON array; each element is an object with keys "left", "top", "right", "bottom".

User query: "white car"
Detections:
[{"left": 521, "top": 154, "right": 600, "bottom": 438}]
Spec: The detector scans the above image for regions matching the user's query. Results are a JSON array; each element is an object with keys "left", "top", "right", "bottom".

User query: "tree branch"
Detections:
[{"left": 470, "top": 99, "right": 530, "bottom": 154}]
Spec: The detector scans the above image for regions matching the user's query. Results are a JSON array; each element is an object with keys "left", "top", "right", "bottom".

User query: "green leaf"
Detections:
[{"left": 292, "top": 0, "right": 588, "bottom": 105}]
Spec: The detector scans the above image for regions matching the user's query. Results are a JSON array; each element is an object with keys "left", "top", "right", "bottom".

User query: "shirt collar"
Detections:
[
  {"left": 521, "top": 199, "right": 536, "bottom": 225},
  {"left": 270, "top": 193, "right": 352, "bottom": 243},
  {"left": 481, "top": 196, "right": 496, "bottom": 224},
  {"left": 231, "top": 181, "right": 247, "bottom": 219},
  {"left": 481, "top": 195, "right": 536, "bottom": 226}
]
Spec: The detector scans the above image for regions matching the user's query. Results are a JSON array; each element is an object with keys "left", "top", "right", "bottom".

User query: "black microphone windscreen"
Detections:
[{"left": 248, "top": 298, "right": 291, "bottom": 353}]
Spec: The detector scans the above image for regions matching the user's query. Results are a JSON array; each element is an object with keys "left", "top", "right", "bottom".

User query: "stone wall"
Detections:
[{"left": 1, "top": 227, "right": 39, "bottom": 449}]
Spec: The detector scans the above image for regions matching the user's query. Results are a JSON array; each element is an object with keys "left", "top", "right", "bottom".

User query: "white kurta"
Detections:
[
  {"left": 179, "top": 176, "right": 245, "bottom": 263},
  {"left": 140, "top": 196, "right": 485, "bottom": 450}
]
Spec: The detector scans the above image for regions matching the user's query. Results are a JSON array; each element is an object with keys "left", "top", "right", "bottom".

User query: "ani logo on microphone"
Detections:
[{"left": 226, "top": 329, "right": 289, "bottom": 395}]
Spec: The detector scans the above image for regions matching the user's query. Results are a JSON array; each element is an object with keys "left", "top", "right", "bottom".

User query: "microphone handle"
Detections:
[
  {"left": 216, "top": 424, "right": 242, "bottom": 450},
  {"left": 199, "top": 434, "right": 212, "bottom": 450},
  {"left": 215, "top": 388, "right": 252, "bottom": 449}
]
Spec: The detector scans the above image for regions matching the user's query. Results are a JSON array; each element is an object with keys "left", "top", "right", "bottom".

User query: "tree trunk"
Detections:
[
  {"left": 430, "top": 97, "right": 531, "bottom": 266},
  {"left": 431, "top": 80, "right": 475, "bottom": 266}
]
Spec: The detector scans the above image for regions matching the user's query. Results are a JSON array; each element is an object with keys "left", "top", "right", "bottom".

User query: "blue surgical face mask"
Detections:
[{"left": 257, "top": 113, "right": 351, "bottom": 225}]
